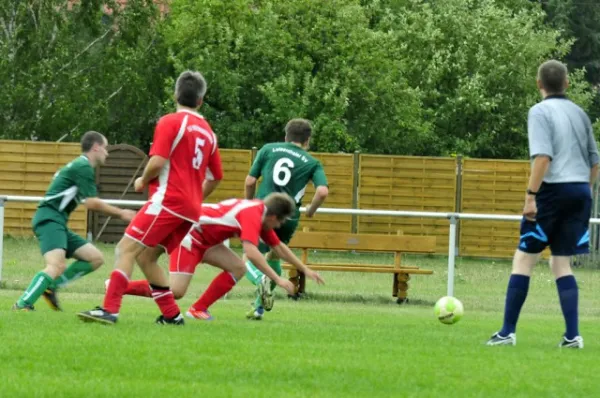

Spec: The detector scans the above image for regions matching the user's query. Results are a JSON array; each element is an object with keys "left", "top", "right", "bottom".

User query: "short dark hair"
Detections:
[
  {"left": 285, "top": 118, "right": 312, "bottom": 144},
  {"left": 175, "top": 71, "right": 207, "bottom": 108},
  {"left": 81, "top": 131, "right": 106, "bottom": 152},
  {"left": 264, "top": 193, "right": 295, "bottom": 220},
  {"left": 537, "top": 60, "right": 568, "bottom": 94}
]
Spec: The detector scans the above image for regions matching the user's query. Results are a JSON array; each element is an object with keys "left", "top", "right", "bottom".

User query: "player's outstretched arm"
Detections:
[
  {"left": 134, "top": 156, "right": 167, "bottom": 192},
  {"left": 244, "top": 176, "right": 258, "bottom": 199},
  {"left": 84, "top": 197, "right": 136, "bottom": 222},
  {"left": 271, "top": 243, "right": 325, "bottom": 285},
  {"left": 305, "top": 186, "right": 329, "bottom": 218},
  {"left": 203, "top": 179, "right": 221, "bottom": 199},
  {"left": 243, "top": 242, "right": 296, "bottom": 294},
  {"left": 590, "top": 164, "right": 598, "bottom": 188}
]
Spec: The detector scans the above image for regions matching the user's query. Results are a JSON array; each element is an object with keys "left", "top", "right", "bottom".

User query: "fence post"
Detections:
[
  {"left": 447, "top": 214, "right": 458, "bottom": 297},
  {"left": 454, "top": 156, "right": 463, "bottom": 257},
  {"left": 351, "top": 151, "right": 360, "bottom": 233},
  {"left": 0, "top": 196, "right": 4, "bottom": 282}
]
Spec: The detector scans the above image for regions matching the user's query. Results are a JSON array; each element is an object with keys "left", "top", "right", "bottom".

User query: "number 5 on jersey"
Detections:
[
  {"left": 273, "top": 157, "right": 294, "bottom": 186},
  {"left": 193, "top": 138, "right": 205, "bottom": 170}
]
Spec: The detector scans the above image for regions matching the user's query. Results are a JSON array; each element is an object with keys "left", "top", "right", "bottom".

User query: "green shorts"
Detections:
[
  {"left": 33, "top": 220, "right": 88, "bottom": 258},
  {"left": 258, "top": 217, "right": 299, "bottom": 254}
]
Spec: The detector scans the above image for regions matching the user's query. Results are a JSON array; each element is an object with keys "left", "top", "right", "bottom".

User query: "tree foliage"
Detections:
[
  {"left": 163, "top": 0, "right": 593, "bottom": 158},
  {"left": 1, "top": 0, "right": 596, "bottom": 159},
  {"left": 0, "top": 0, "right": 169, "bottom": 147}
]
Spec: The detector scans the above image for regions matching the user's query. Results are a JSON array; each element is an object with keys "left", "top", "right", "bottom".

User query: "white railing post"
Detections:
[
  {"left": 447, "top": 214, "right": 458, "bottom": 297},
  {"left": 0, "top": 196, "right": 5, "bottom": 282}
]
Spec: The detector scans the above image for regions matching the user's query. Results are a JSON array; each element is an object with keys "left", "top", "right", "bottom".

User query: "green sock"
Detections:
[
  {"left": 53, "top": 260, "right": 94, "bottom": 289},
  {"left": 268, "top": 259, "right": 282, "bottom": 292},
  {"left": 246, "top": 260, "right": 265, "bottom": 308},
  {"left": 245, "top": 260, "right": 264, "bottom": 286},
  {"left": 17, "top": 272, "right": 53, "bottom": 307}
]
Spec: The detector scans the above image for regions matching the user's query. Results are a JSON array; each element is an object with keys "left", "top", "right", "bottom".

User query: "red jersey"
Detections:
[
  {"left": 148, "top": 109, "right": 223, "bottom": 222},
  {"left": 189, "top": 199, "right": 280, "bottom": 247}
]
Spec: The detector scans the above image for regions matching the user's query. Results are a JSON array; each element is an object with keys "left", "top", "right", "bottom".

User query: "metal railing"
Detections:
[{"left": 1, "top": 194, "right": 599, "bottom": 297}]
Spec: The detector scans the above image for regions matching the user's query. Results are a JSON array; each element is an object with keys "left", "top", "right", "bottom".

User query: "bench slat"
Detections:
[
  {"left": 288, "top": 231, "right": 436, "bottom": 252},
  {"left": 283, "top": 263, "right": 433, "bottom": 274},
  {"left": 285, "top": 262, "right": 419, "bottom": 269}
]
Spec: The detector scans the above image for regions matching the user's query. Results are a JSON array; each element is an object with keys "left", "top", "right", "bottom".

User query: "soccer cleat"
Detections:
[
  {"left": 486, "top": 332, "right": 516, "bottom": 346},
  {"left": 257, "top": 275, "right": 274, "bottom": 311},
  {"left": 156, "top": 313, "right": 185, "bottom": 325},
  {"left": 12, "top": 303, "right": 35, "bottom": 311},
  {"left": 559, "top": 336, "right": 584, "bottom": 349},
  {"left": 77, "top": 306, "right": 117, "bottom": 325},
  {"left": 185, "top": 307, "right": 214, "bottom": 321},
  {"left": 42, "top": 288, "right": 62, "bottom": 311},
  {"left": 246, "top": 306, "right": 264, "bottom": 320}
]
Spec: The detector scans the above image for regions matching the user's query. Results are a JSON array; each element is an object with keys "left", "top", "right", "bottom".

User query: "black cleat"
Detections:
[
  {"left": 486, "top": 332, "right": 516, "bottom": 346},
  {"left": 257, "top": 276, "right": 274, "bottom": 311},
  {"left": 156, "top": 313, "right": 185, "bottom": 325},
  {"left": 12, "top": 303, "right": 35, "bottom": 311},
  {"left": 559, "top": 336, "right": 584, "bottom": 349},
  {"left": 77, "top": 306, "right": 117, "bottom": 325},
  {"left": 42, "top": 288, "right": 62, "bottom": 311}
]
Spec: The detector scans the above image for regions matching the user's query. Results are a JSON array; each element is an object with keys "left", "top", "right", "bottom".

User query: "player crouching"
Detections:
[{"left": 119, "top": 193, "right": 324, "bottom": 320}]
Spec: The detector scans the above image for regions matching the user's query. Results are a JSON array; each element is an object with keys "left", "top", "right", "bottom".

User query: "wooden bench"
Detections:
[{"left": 282, "top": 230, "right": 435, "bottom": 303}]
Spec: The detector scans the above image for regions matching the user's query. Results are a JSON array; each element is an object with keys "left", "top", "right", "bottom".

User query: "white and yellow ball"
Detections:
[{"left": 434, "top": 296, "right": 464, "bottom": 325}]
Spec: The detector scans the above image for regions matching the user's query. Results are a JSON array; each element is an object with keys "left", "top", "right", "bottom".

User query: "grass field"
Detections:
[{"left": 1, "top": 236, "right": 598, "bottom": 397}]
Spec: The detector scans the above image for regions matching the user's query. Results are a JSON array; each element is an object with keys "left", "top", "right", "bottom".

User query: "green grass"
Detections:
[{"left": 0, "top": 236, "right": 598, "bottom": 397}]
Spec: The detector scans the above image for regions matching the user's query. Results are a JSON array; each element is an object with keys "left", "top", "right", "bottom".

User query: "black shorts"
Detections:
[{"left": 518, "top": 182, "right": 592, "bottom": 256}]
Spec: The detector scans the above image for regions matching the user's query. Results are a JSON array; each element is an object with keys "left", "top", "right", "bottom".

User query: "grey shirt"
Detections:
[{"left": 528, "top": 96, "right": 599, "bottom": 183}]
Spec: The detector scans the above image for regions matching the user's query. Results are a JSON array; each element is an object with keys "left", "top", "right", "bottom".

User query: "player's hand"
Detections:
[
  {"left": 134, "top": 177, "right": 145, "bottom": 193},
  {"left": 276, "top": 277, "right": 296, "bottom": 295},
  {"left": 306, "top": 270, "right": 325, "bottom": 285},
  {"left": 305, "top": 207, "right": 315, "bottom": 218},
  {"left": 119, "top": 209, "right": 137, "bottom": 222},
  {"left": 523, "top": 195, "right": 537, "bottom": 221}
]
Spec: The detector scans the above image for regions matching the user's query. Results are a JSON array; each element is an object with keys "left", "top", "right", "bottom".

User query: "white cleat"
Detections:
[
  {"left": 559, "top": 336, "right": 584, "bottom": 349},
  {"left": 486, "top": 332, "right": 516, "bottom": 346}
]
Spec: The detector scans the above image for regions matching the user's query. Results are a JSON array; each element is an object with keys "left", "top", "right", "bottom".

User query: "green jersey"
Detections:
[
  {"left": 249, "top": 142, "right": 328, "bottom": 207},
  {"left": 33, "top": 155, "right": 98, "bottom": 226}
]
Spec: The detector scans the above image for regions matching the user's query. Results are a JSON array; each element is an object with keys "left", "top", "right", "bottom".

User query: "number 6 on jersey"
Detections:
[{"left": 273, "top": 157, "right": 294, "bottom": 186}]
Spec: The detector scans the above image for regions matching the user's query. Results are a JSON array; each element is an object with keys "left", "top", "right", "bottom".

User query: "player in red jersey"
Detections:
[
  {"left": 121, "top": 193, "right": 324, "bottom": 320},
  {"left": 78, "top": 70, "right": 223, "bottom": 325}
]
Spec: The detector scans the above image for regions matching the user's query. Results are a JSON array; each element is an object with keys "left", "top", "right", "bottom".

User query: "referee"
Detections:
[{"left": 487, "top": 60, "right": 599, "bottom": 349}]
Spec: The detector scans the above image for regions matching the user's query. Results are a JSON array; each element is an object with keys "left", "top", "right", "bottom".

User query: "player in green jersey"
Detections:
[
  {"left": 12, "top": 131, "right": 137, "bottom": 311},
  {"left": 243, "top": 118, "right": 329, "bottom": 319}
]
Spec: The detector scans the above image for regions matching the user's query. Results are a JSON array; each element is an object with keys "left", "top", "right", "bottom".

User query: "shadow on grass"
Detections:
[{"left": 281, "top": 291, "right": 436, "bottom": 307}]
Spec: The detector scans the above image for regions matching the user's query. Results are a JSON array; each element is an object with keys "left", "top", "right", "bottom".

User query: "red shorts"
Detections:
[
  {"left": 169, "top": 235, "right": 209, "bottom": 274},
  {"left": 124, "top": 202, "right": 194, "bottom": 254}
]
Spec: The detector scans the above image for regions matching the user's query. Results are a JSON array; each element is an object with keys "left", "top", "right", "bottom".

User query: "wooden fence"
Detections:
[
  {"left": 0, "top": 140, "right": 87, "bottom": 236},
  {"left": 2, "top": 140, "right": 581, "bottom": 259}
]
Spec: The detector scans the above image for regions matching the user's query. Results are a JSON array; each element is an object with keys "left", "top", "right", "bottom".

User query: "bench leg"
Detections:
[
  {"left": 287, "top": 269, "right": 305, "bottom": 300},
  {"left": 395, "top": 273, "right": 410, "bottom": 304},
  {"left": 288, "top": 269, "right": 300, "bottom": 293},
  {"left": 298, "top": 272, "right": 306, "bottom": 294}
]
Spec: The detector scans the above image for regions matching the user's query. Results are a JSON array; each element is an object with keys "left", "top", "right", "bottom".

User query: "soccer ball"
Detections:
[{"left": 434, "top": 296, "right": 464, "bottom": 325}]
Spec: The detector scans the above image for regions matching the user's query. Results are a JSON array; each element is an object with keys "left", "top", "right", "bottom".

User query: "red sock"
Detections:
[
  {"left": 192, "top": 272, "right": 237, "bottom": 311},
  {"left": 151, "top": 285, "right": 181, "bottom": 319},
  {"left": 124, "top": 280, "right": 152, "bottom": 297},
  {"left": 103, "top": 270, "right": 129, "bottom": 314}
]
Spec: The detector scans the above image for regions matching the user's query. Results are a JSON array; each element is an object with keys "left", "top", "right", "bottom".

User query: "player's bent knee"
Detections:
[
  {"left": 46, "top": 261, "right": 67, "bottom": 278},
  {"left": 512, "top": 250, "right": 539, "bottom": 275},
  {"left": 90, "top": 254, "right": 104, "bottom": 269},
  {"left": 550, "top": 256, "right": 573, "bottom": 279},
  {"left": 230, "top": 263, "right": 246, "bottom": 280}
]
